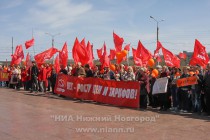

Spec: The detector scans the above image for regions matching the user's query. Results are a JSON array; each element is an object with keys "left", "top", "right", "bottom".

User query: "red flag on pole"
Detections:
[
  {"left": 124, "top": 44, "right": 130, "bottom": 51},
  {"left": 179, "top": 52, "right": 187, "bottom": 59},
  {"left": 132, "top": 48, "right": 143, "bottom": 66},
  {"left": 59, "top": 42, "right": 68, "bottom": 67},
  {"left": 161, "top": 44, "right": 180, "bottom": 68},
  {"left": 25, "top": 52, "right": 32, "bottom": 70},
  {"left": 97, "top": 46, "right": 104, "bottom": 59},
  {"left": 72, "top": 38, "right": 80, "bottom": 64},
  {"left": 54, "top": 55, "right": 60, "bottom": 73},
  {"left": 34, "top": 47, "right": 58, "bottom": 64},
  {"left": 109, "top": 49, "right": 116, "bottom": 60},
  {"left": 136, "top": 40, "right": 153, "bottom": 65},
  {"left": 154, "top": 41, "right": 162, "bottom": 58},
  {"left": 86, "top": 41, "right": 94, "bottom": 67},
  {"left": 11, "top": 45, "right": 24, "bottom": 65},
  {"left": 25, "top": 38, "right": 34, "bottom": 49},
  {"left": 189, "top": 39, "right": 209, "bottom": 67},
  {"left": 113, "top": 32, "right": 124, "bottom": 52}
]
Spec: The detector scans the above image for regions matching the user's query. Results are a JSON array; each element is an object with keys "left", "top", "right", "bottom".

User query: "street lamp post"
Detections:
[
  {"left": 45, "top": 32, "right": 61, "bottom": 62},
  {"left": 45, "top": 32, "right": 61, "bottom": 48},
  {"left": 150, "top": 16, "right": 164, "bottom": 43},
  {"left": 150, "top": 16, "right": 164, "bottom": 65}
]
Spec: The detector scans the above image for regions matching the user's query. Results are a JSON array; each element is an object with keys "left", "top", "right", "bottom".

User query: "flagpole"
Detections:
[
  {"left": 32, "top": 29, "right": 35, "bottom": 56},
  {"left": 127, "top": 50, "right": 129, "bottom": 66},
  {"left": 12, "top": 37, "right": 13, "bottom": 55}
]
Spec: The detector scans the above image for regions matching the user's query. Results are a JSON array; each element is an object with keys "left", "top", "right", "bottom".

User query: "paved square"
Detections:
[{"left": 0, "top": 88, "right": 210, "bottom": 140}]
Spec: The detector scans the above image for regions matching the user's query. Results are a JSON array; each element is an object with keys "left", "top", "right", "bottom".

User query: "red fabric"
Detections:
[
  {"left": 124, "top": 44, "right": 130, "bottom": 51},
  {"left": 46, "top": 66, "right": 52, "bottom": 78},
  {"left": 97, "top": 46, "right": 103, "bottom": 59},
  {"left": 43, "top": 67, "right": 47, "bottom": 81},
  {"left": 132, "top": 48, "right": 143, "bottom": 66},
  {"left": 86, "top": 41, "right": 94, "bottom": 67},
  {"left": 72, "top": 37, "right": 88, "bottom": 66},
  {"left": 55, "top": 74, "right": 140, "bottom": 108},
  {"left": 162, "top": 46, "right": 180, "bottom": 68},
  {"left": 156, "top": 55, "right": 162, "bottom": 62},
  {"left": 72, "top": 38, "right": 80, "bottom": 64},
  {"left": 59, "top": 42, "right": 68, "bottom": 67},
  {"left": 80, "top": 38, "right": 86, "bottom": 48},
  {"left": 34, "top": 47, "right": 58, "bottom": 64},
  {"left": 109, "top": 49, "right": 116, "bottom": 60},
  {"left": 189, "top": 39, "right": 209, "bottom": 67},
  {"left": 179, "top": 52, "right": 187, "bottom": 59},
  {"left": 136, "top": 40, "right": 152, "bottom": 65},
  {"left": 25, "top": 38, "right": 34, "bottom": 49},
  {"left": 113, "top": 32, "right": 124, "bottom": 52},
  {"left": 21, "top": 69, "right": 27, "bottom": 82},
  {"left": 154, "top": 41, "right": 162, "bottom": 58},
  {"left": 11, "top": 45, "right": 24, "bottom": 65},
  {"left": 25, "top": 53, "right": 32, "bottom": 70},
  {"left": 101, "top": 43, "right": 110, "bottom": 68},
  {"left": 38, "top": 67, "right": 43, "bottom": 81},
  {"left": 54, "top": 55, "right": 60, "bottom": 73}
]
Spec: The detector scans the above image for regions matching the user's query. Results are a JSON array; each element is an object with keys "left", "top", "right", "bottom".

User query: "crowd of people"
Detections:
[{"left": 0, "top": 61, "right": 210, "bottom": 116}]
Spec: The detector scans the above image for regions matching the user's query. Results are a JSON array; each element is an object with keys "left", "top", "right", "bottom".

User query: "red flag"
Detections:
[
  {"left": 113, "top": 32, "right": 124, "bottom": 52},
  {"left": 99, "top": 43, "right": 110, "bottom": 68},
  {"left": 80, "top": 38, "right": 86, "bottom": 48},
  {"left": 25, "top": 53, "right": 32, "bottom": 70},
  {"left": 34, "top": 47, "right": 58, "bottom": 64},
  {"left": 109, "top": 49, "right": 116, "bottom": 60},
  {"left": 25, "top": 38, "right": 34, "bottom": 49},
  {"left": 136, "top": 40, "right": 153, "bottom": 65},
  {"left": 11, "top": 45, "right": 24, "bottom": 65},
  {"left": 54, "top": 55, "right": 60, "bottom": 73},
  {"left": 72, "top": 38, "right": 80, "bottom": 64},
  {"left": 161, "top": 45, "right": 180, "bottom": 68},
  {"left": 154, "top": 41, "right": 162, "bottom": 58},
  {"left": 190, "top": 39, "right": 209, "bottom": 67},
  {"left": 132, "top": 48, "right": 142, "bottom": 66},
  {"left": 86, "top": 41, "right": 94, "bottom": 67},
  {"left": 156, "top": 55, "right": 162, "bottom": 62},
  {"left": 179, "top": 52, "right": 187, "bottom": 59},
  {"left": 59, "top": 42, "right": 68, "bottom": 67},
  {"left": 97, "top": 46, "right": 104, "bottom": 59},
  {"left": 124, "top": 44, "right": 130, "bottom": 51}
]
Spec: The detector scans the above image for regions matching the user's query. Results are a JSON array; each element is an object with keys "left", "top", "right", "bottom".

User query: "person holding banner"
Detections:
[
  {"left": 203, "top": 63, "right": 210, "bottom": 115},
  {"left": 169, "top": 67, "right": 180, "bottom": 112},
  {"left": 177, "top": 67, "right": 191, "bottom": 113},
  {"left": 190, "top": 66, "right": 203, "bottom": 114},
  {"left": 158, "top": 66, "right": 170, "bottom": 111}
]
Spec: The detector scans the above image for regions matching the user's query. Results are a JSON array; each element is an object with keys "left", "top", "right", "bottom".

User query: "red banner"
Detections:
[
  {"left": 0, "top": 71, "right": 9, "bottom": 81},
  {"left": 55, "top": 74, "right": 140, "bottom": 108}
]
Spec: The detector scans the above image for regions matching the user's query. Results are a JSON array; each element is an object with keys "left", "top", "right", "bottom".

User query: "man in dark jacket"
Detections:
[
  {"left": 135, "top": 67, "right": 150, "bottom": 109},
  {"left": 203, "top": 63, "right": 210, "bottom": 115},
  {"left": 30, "top": 61, "right": 39, "bottom": 93}
]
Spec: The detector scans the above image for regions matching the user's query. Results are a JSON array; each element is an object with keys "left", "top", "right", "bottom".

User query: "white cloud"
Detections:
[{"left": 25, "top": 0, "right": 93, "bottom": 28}]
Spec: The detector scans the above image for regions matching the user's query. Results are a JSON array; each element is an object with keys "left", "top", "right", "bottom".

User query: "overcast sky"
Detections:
[{"left": 1, "top": 0, "right": 210, "bottom": 61}]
